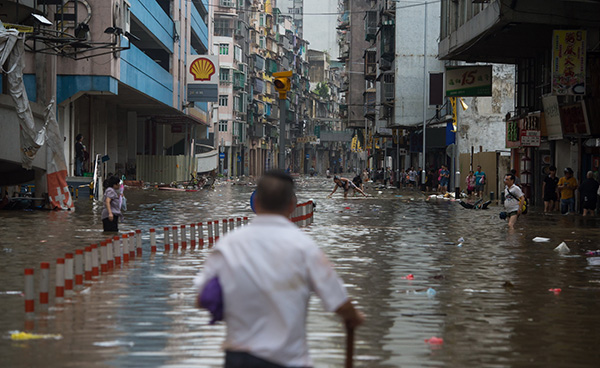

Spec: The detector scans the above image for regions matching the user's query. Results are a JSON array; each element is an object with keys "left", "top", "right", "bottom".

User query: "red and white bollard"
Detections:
[
  {"left": 181, "top": 225, "right": 187, "bottom": 250},
  {"left": 84, "top": 247, "right": 92, "bottom": 281},
  {"left": 172, "top": 225, "right": 179, "bottom": 251},
  {"left": 56, "top": 258, "right": 65, "bottom": 299},
  {"left": 114, "top": 236, "right": 122, "bottom": 265},
  {"left": 39, "top": 262, "right": 50, "bottom": 306},
  {"left": 163, "top": 226, "right": 171, "bottom": 253},
  {"left": 229, "top": 218, "right": 235, "bottom": 231},
  {"left": 214, "top": 221, "right": 220, "bottom": 242},
  {"left": 222, "top": 219, "right": 228, "bottom": 235},
  {"left": 106, "top": 239, "right": 114, "bottom": 270},
  {"left": 75, "top": 250, "right": 84, "bottom": 286},
  {"left": 197, "top": 222, "right": 204, "bottom": 248},
  {"left": 90, "top": 244, "right": 99, "bottom": 277},
  {"left": 236, "top": 217, "right": 242, "bottom": 228},
  {"left": 207, "top": 221, "right": 214, "bottom": 245},
  {"left": 243, "top": 216, "right": 249, "bottom": 225},
  {"left": 100, "top": 242, "right": 108, "bottom": 273},
  {"left": 136, "top": 229, "right": 142, "bottom": 256},
  {"left": 24, "top": 268, "right": 34, "bottom": 313},
  {"left": 65, "top": 253, "right": 74, "bottom": 292},
  {"left": 129, "top": 231, "right": 136, "bottom": 259},
  {"left": 150, "top": 228, "right": 157, "bottom": 253},
  {"left": 122, "top": 234, "right": 130, "bottom": 263},
  {"left": 190, "top": 224, "right": 196, "bottom": 249}
]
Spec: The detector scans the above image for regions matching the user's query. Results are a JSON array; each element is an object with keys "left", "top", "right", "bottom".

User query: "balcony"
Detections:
[
  {"left": 364, "top": 89, "right": 376, "bottom": 119},
  {"left": 380, "top": 23, "right": 395, "bottom": 62},
  {"left": 364, "top": 49, "right": 377, "bottom": 80},
  {"left": 380, "top": 72, "right": 394, "bottom": 105},
  {"left": 233, "top": 71, "right": 246, "bottom": 89},
  {"left": 339, "top": 43, "right": 349, "bottom": 61},
  {"left": 365, "top": 11, "right": 377, "bottom": 41},
  {"left": 337, "top": 11, "right": 349, "bottom": 30},
  {"left": 379, "top": 57, "right": 392, "bottom": 72}
]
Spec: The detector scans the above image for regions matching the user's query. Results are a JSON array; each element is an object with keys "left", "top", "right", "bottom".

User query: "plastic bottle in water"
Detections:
[{"left": 586, "top": 250, "right": 600, "bottom": 256}]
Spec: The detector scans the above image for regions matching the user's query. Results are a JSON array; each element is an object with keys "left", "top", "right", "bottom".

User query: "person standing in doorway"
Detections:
[
  {"left": 558, "top": 167, "right": 578, "bottom": 214},
  {"left": 504, "top": 173, "right": 525, "bottom": 229},
  {"left": 75, "top": 134, "right": 87, "bottom": 176},
  {"left": 194, "top": 170, "right": 364, "bottom": 367},
  {"left": 542, "top": 166, "right": 559, "bottom": 213},
  {"left": 579, "top": 171, "right": 599, "bottom": 216},
  {"left": 474, "top": 165, "right": 486, "bottom": 197}
]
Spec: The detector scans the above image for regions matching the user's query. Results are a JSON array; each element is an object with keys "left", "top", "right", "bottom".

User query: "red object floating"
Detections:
[
  {"left": 425, "top": 336, "right": 444, "bottom": 345},
  {"left": 549, "top": 288, "right": 562, "bottom": 295}
]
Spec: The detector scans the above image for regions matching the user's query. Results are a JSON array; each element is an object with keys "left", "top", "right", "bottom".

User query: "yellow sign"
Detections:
[
  {"left": 2, "top": 23, "right": 34, "bottom": 33},
  {"left": 552, "top": 30, "right": 586, "bottom": 95}
]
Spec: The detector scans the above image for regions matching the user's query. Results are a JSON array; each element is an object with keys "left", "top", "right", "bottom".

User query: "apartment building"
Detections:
[{"left": 1, "top": 0, "right": 212, "bottom": 188}]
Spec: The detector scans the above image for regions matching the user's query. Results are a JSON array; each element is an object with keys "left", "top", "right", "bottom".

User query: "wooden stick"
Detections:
[{"left": 345, "top": 325, "right": 354, "bottom": 368}]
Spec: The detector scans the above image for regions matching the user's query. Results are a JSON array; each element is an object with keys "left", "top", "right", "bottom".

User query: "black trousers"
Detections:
[
  {"left": 224, "top": 351, "right": 309, "bottom": 368},
  {"left": 102, "top": 215, "right": 119, "bottom": 232}
]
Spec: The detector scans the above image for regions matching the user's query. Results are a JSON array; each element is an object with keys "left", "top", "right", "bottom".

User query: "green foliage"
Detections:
[{"left": 314, "top": 82, "right": 330, "bottom": 98}]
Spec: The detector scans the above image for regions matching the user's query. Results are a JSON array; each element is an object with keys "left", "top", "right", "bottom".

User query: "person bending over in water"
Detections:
[{"left": 328, "top": 176, "right": 367, "bottom": 199}]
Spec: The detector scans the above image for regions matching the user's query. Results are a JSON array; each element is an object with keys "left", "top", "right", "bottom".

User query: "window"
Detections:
[
  {"left": 220, "top": 0, "right": 234, "bottom": 7},
  {"left": 214, "top": 18, "right": 232, "bottom": 37},
  {"left": 219, "top": 120, "right": 228, "bottom": 132},
  {"left": 234, "top": 45, "right": 242, "bottom": 62},
  {"left": 220, "top": 68, "right": 231, "bottom": 83},
  {"left": 219, "top": 43, "right": 229, "bottom": 55},
  {"left": 259, "top": 36, "right": 265, "bottom": 49},
  {"left": 219, "top": 95, "right": 229, "bottom": 106},
  {"left": 233, "top": 121, "right": 240, "bottom": 137},
  {"left": 259, "top": 14, "right": 265, "bottom": 27}
]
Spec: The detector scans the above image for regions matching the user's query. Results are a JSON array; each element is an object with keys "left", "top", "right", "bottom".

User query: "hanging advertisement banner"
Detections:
[
  {"left": 552, "top": 30, "right": 586, "bottom": 95},
  {"left": 542, "top": 95, "right": 563, "bottom": 140},
  {"left": 445, "top": 65, "right": 492, "bottom": 97},
  {"left": 505, "top": 114, "right": 542, "bottom": 148}
]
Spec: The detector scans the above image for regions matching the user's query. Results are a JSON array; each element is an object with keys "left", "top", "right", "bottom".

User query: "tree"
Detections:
[{"left": 314, "top": 82, "right": 330, "bottom": 99}]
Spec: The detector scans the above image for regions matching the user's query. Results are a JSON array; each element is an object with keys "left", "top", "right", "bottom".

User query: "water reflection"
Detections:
[{"left": 1, "top": 178, "right": 600, "bottom": 367}]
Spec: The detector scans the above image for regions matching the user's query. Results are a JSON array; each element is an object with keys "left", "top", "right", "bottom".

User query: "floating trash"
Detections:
[
  {"left": 554, "top": 242, "right": 570, "bottom": 254},
  {"left": 93, "top": 340, "right": 135, "bottom": 347},
  {"left": 548, "top": 288, "right": 562, "bottom": 295},
  {"left": 425, "top": 336, "right": 444, "bottom": 345},
  {"left": 458, "top": 237, "right": 464, "bottom": 243},
  {"left": 533, "top": 237, "right": 550, "bottom": 243},
  {"left": 426, "top": 288, "right": 437, "bottom": 297},
  {"left": 401, "top": 274, "right": 414, "bottom": 280}
]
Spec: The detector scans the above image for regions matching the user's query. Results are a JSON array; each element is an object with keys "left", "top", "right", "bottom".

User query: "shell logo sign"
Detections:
[{"left": 189, "top": 57, "right": 216, "bottom": 81}]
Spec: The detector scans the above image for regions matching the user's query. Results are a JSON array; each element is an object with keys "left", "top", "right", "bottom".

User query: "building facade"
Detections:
[{"left": 439, "top": 0, "right": 600, "bottom": 204}]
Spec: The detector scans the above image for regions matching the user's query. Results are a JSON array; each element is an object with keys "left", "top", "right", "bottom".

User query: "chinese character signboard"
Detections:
[
  {"left": 520, "top": 113, "right": 541, "bottom": 147},
  {"left": 187, "top": 55, "right": 219, "bottom": 102},
  {"left": 506, "top": 113, "right": 542, "bottom": 148},
  {"left": 506, "top": 118, "right": 521, "bottom": 149},
  {"left": 552, "top": 30, "right": 586, "bottom": 95},
  {"left": 445, "top": 65, "right": 492, "bottom": 97}
]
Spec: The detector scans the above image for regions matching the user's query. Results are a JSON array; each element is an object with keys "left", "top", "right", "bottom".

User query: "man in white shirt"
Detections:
[
  {"left": 504, "top": 173, "right": 525, "bottom": 229},
  {"left": 194, "top": 170, "right": 363, "bottom": 368}
]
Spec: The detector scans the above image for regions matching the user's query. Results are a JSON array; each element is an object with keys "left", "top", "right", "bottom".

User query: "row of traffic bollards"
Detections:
[{"left": 23, "top": 216, "right": 250, "bottom": 315}]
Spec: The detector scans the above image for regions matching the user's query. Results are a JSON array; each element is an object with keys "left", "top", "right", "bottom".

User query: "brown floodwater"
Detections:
[{"left": 1, "top": 177, "right": 600, "bottom": 367}]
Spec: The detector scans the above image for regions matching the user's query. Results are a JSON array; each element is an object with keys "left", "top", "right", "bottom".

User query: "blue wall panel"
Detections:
[
  {"left": 23, "top": 74, "right": 37, "bottom": 102},
  {"left": 190, "top": 5, "right": 209, "bottom": 50},
  {"left": 120, "top": 44, "right": 173, "bottom": 106},
  {"left": 56, "top": 75, "right": 118, "bottom": 104},
  {"left": 129, "top": 0, "right": 174, "bottom": 53}
]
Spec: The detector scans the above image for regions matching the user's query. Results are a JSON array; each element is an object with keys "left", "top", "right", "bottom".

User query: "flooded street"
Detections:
[{"left": 2, "top": 177, "right": 600, "bottom": 367}]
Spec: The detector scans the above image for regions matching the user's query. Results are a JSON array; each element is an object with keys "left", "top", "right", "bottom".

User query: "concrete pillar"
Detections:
[{"left": 127, "top": 112, "right": 137, "bottom": 173}]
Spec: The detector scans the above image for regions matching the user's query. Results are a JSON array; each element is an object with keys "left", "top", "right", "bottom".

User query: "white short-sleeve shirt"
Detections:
[
  {"left": 504, "top": 184, "right": 524, "bottom": 212},
  {"left": 193, "top": 214, "right": 348, "bottom": 367}
]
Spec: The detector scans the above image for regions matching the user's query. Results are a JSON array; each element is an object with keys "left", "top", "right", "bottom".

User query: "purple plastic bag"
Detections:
[{"left": 199, "top": 277, "right": 223, "bottom": 324}]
